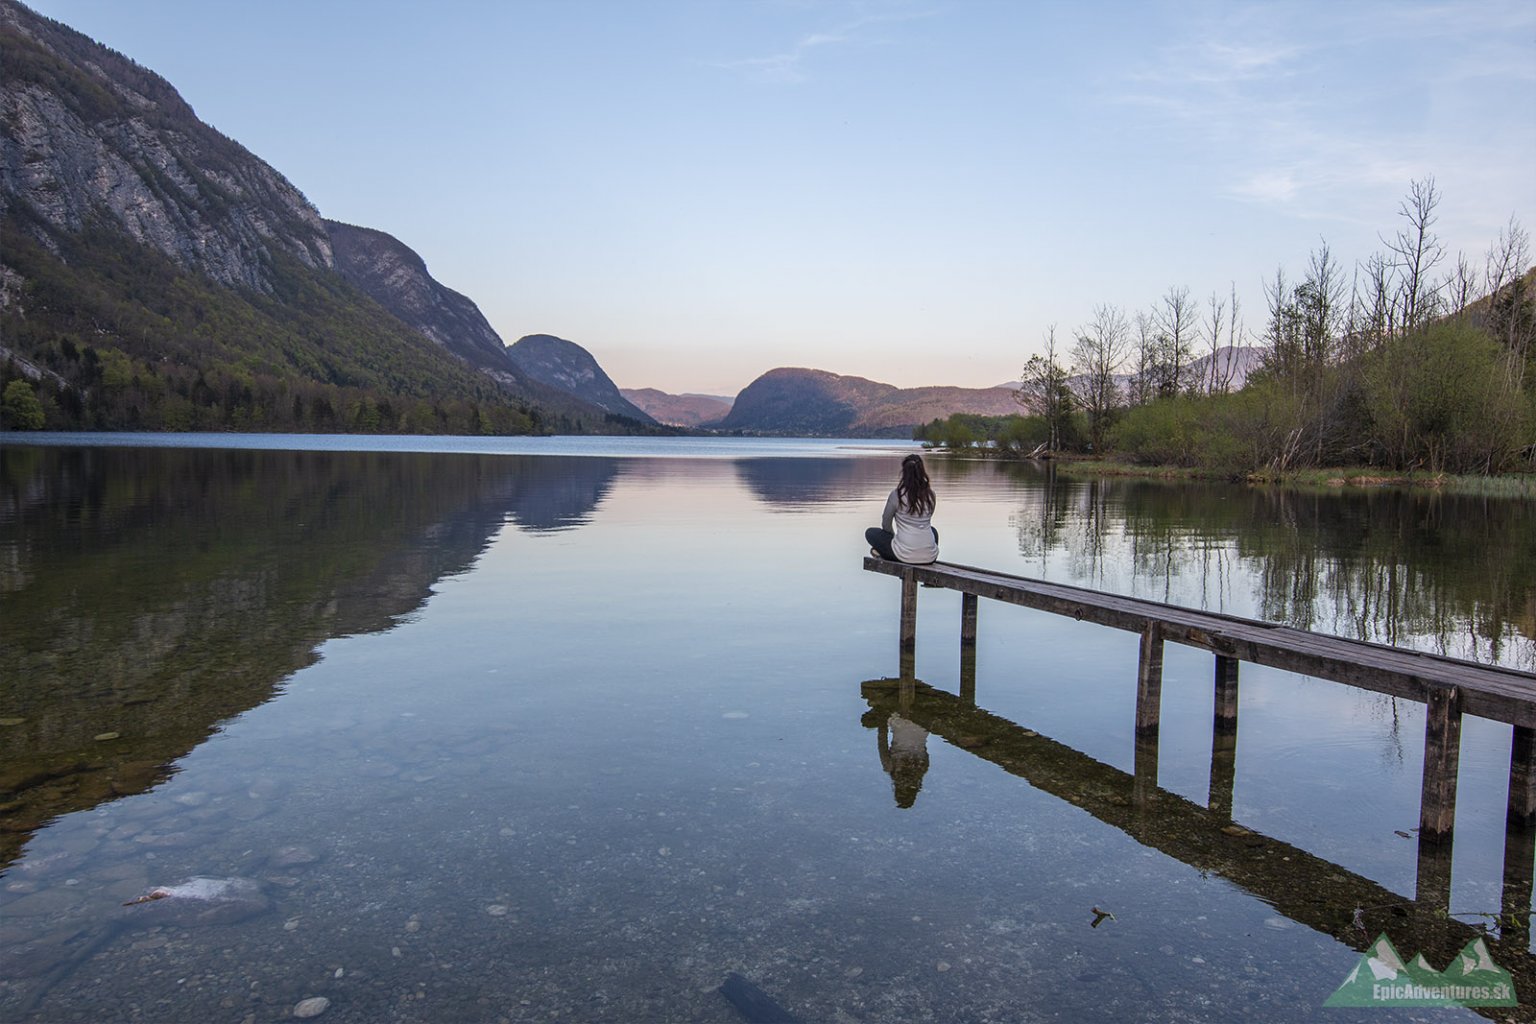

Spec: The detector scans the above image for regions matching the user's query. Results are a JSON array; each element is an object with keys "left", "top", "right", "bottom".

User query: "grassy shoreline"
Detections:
[{"left": 926, "top": 448, "right": 1536, "bottom": 497}]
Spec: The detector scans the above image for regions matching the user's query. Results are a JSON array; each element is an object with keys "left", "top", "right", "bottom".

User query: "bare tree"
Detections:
[
  {"left": 1298, "top": 240, "right": 1346, "bottom": 368},
  {"left": 1261, "top": 265, "right": 1301, "bottom": 382},
  {"left": 1202, "top": 289, "right": 1226, "bottom": 395},
  {"left": 1129, "top": 311, "right": 1157, "bottom": 406},
  {"left": 1017, "top": 325, "right": 1074, "bottom": 452},
  {"left": 1384, "top": 176, "right": 1445, "bottom": 332},
  {"left": 1155, "top": 285, "right": 1198, "bottom": 396},
  {"left": 1484, "top": 215, "right": 1529, "bottom": 300},
  {"left": 1483, "top": 216, "right": 1533, "bottom": 390},
  {"left": 1354, "top": 251, "right": 1395, "bottom": 351},
  {"left": 1070, "top": 304, "right": 1129, "bottom": 452},
  {"left": 1447, "top": 251, "right": 1479, "bottom": 318},
  {"left": 1221, "top": 282, "right": 1245, "bottom": 392}
]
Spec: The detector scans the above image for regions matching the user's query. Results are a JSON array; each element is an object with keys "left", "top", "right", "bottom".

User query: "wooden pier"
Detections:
[{"left": 863, "top": 557, "right": 1536, "bottom": 847}]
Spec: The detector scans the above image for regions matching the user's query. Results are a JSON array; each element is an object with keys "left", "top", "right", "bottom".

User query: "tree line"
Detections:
[{"left": 920, "top": 179, "right": 1534, "bottom": 476}]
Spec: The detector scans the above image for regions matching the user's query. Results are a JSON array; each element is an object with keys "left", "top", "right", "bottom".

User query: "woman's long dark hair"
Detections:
[{"left": 897, "top": 454, "right": 935, "bottom": 517}]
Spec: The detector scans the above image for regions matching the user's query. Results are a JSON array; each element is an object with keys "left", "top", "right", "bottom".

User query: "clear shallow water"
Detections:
[{"left": 0, "top": 439, "right": 1532, "bottom": 1023}]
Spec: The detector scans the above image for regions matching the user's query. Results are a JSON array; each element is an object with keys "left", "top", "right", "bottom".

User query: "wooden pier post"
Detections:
[
  {"left": 1503, "top": 725, "right": 1535, "bottom": 954},
  {"left": 961, "top": 593, "right": 978, "bottom": 647},
  {"left": 1502, "top": 816, "right": 1534, "bottom": 954},
  {"left": 899, "top": 568, "right": 918, "bottom": 653},
  {"left": 1213, "top": 656, "right": 1239, "bottom": 734},
  {"left": 1135, "top": 621, "right": 1164, "bottom": 741},
  {"left": 1419, "top": 686, "right": 1462, "bottom": 843},
  {"left": 1509, "top": 725, "right": 1536, "bottom": 830},
  {"left": 959, "top": 644, "right": 976, "bottom": 706},
  {"left": 1132, "top": 622, "right": 1164, "bottom": 811},
  {"left": 1208, "top": 655, "right": 1239, "bottom": 819},
  {"left": 1133, "top": 735, "right": 1159, "bottom": 810},
  {"left": 1415, "top": 832, "right": 1455, "bottom": 948}
]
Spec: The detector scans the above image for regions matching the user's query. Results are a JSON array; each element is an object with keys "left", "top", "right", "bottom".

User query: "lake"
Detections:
[{"left": 1, "top": 435, "right": 1532, "bottom": 1023}]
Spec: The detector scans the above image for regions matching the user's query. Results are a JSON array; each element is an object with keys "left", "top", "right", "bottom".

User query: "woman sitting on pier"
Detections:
[{"left": 866, "top": 453, "right": 939, "bottom": 564}]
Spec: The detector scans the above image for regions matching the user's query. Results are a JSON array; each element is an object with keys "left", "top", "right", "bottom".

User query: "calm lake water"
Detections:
[{"left": 1, "top": 435, "right": 1533, "bottom": 1023}]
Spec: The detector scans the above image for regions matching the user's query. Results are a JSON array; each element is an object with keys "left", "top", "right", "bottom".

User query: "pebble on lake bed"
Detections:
[{"left": 293, "top": 996, "right": 330, "bottom": 1018}]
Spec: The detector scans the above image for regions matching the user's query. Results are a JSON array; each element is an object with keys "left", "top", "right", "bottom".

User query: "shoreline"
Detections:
[{"left": 924, "top": 448, "right": 1536, "bottom": 498}]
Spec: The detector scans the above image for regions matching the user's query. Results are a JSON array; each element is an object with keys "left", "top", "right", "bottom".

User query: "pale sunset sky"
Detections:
[{"left": 24, "top": 0, "right": 1536, "bottom": 396}]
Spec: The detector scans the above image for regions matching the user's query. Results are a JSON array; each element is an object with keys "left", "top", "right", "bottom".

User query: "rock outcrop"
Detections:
[
  {"left": 325, "top": 220, "right": 514, "bottom": 373},
  {"left": 507, "top": 334, "right": 655, "bottom": 424},
  {"left": 718, "top": 367, "right": 1020, "bottom": 436},
  {"left": 1, "top": 1, "right": 330, "bottom": 292}
]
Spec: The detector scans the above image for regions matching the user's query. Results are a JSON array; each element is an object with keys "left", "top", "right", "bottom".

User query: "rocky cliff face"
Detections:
[
  {"left": 325, "top": 220, "right": 516, "bottom": 375},
  {"left": 719, "top": 367, "right": 1020, "bottom": 436},
  {"left": 507, "top": 334, "right": 655, "bottom": 424},
  {"left": 0, "top": 1, "right": 331, "bottom": 292}
]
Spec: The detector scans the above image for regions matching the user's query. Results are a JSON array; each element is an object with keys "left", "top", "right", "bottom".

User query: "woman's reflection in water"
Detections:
[{"left": 877, "top": 712, "right": 931, "bottom": 808}]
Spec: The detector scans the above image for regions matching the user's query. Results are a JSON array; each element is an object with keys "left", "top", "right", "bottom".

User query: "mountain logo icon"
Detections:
[{"left": 1325, "top": 934, "right": 1517, "bottom": 1008}]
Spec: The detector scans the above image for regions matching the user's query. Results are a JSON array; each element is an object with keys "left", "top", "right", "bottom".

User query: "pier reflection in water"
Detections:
[{"left": 860, "top": 645, "right": 1536, "bottom": 1014}]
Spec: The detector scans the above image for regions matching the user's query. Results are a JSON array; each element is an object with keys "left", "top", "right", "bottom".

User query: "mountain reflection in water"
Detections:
[{"left": 0, "top": 447, "right": 622, "bottom": 869}]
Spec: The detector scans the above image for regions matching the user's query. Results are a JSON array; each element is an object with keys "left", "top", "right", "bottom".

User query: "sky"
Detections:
[{"left": 22, "top": 0, "right": 1536, "bottom": 395}]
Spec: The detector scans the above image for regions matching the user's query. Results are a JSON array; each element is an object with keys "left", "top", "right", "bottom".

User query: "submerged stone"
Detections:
[
  {"left": 123, "top": 876, "right": 269, "bottom": 926},
  {"left": 293, "top": 995, "right": 331, "bottom": 1017}
]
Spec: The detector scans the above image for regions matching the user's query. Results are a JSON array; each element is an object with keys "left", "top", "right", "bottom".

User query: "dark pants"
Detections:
[{"left": 865, "top": 526, "right": 938, "bottom": 561}]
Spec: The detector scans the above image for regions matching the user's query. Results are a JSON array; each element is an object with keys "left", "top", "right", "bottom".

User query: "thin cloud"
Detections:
[
  {"left": 712, "top": 6, "right": 938, "bottom": 84},
  {"left": 1110, "top": 2, "right": 1533, "bottom": 215}
]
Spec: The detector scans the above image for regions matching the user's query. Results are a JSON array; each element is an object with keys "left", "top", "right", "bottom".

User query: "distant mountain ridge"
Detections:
[
  {"left": 717, "top": 368, "right": 1021, "bottom": 436},
  {"left": 620, "top": 388, "right": 733, "bottom": 428}
]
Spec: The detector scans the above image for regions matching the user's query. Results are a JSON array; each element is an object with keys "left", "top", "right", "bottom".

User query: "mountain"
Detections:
[
  {"left": 324, "top": 220, "right": 519, "bottom": 378},
  {"left": 507, "top": 334, "right": 655, "bottom": 425},
  {"left": 0, "top": 1, "right": 630, "bottom": 434},
  {"left": 322, "top": 221, "right": 637, "bottom": 425},
  {"left": 716, "top": 367, "right": 1020, "bottom": 436},
  {"left": 620, "top": 387, "right": 733, "bottom": 428}
]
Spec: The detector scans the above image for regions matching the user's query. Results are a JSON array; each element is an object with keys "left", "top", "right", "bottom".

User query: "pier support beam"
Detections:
[
  {"left": 1418, "top": 686, "right": 1462, "bottom": 843},
  {"left": 1503, "top": 726, "right": 1536, "bottom": 954},
  {"left": 1135, "top": 622, "right": 1164, "bottom": 741},
  {"left": 961, "top": 593, "right": 978, "bottom": 647},
  {"left": 1509, "top": 726, "right": 1536, "bottom": 830},
  {"left": 959, "top": 645, "right": 976, "bottom": 706},
  {"left": 899, "top": 569, "right": 918, "bottom": 654},
  {"left": 1209, "top": 656, "right": 1239, "bottom": 819},
  {"left": 1415, "top": 833, "right": 1455, "bottom": 947},
  {"left": 1213, "top": 656, "right": 1239, "bottom": 734},
  {"left": 1132, "top": 622, "right": 1164, "bottom": 810},
  {"left": 1502, "top": 817, "right": 1534, "bottom": 954},
  {"left": 1133, "top": 736, "right": 1160, "bottom": 811}
]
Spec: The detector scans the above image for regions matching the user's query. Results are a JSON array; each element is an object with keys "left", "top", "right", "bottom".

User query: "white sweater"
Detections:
[{"left": 881, "top": 488, "right": 938, "bottom": 563}]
